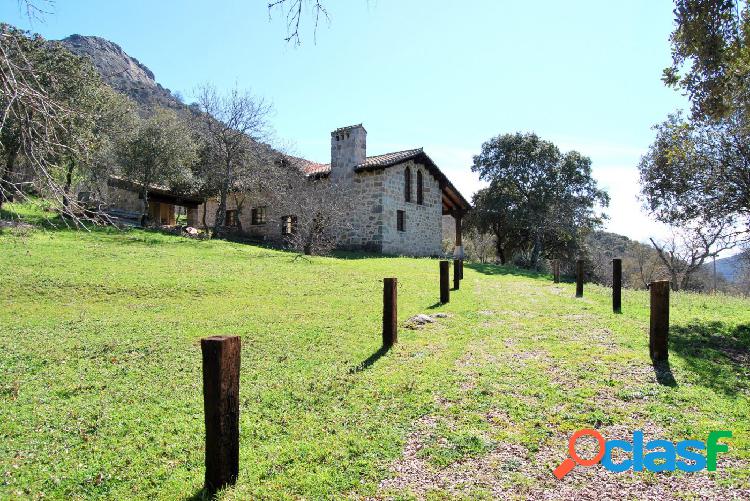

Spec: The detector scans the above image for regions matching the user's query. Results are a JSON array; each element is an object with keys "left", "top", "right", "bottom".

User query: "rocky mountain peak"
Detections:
[{"left": 60, "top": 34, "right": 183, "bottom": 110}]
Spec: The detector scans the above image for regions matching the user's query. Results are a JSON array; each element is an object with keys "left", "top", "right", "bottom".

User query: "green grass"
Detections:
[{"left": 1, "top": 202, "right": 748, "bottom": 499}]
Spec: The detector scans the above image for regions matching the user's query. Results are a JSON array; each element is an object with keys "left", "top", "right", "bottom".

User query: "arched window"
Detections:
[
  {"left": 404, "top": 167, "right": 412, "bottom": 202},
  {"left": 417, "top": 170, "right": 423, "bottom": 205}
]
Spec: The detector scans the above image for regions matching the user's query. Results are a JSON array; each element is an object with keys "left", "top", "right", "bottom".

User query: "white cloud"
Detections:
[{"left": 592, "top": 165, "right": 670, "bottom": 243}]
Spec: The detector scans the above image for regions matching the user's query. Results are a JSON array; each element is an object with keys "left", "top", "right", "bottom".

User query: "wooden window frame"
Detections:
[
  {"left": 225, "top": 209, "right": 238, "bottom": 227},
  {"left": 397, "top": 210, "right": 405, "bottom": 232},
  {"left": 281, "top": 215, "right": 297, "bottom": 235},
  {"left": 251, "top": 206, "right": 267, "bottom": 225}
]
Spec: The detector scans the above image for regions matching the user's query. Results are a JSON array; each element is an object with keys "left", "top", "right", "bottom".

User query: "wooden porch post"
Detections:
[{"left": 453, "top": 211, "right": 464, "bottom": 269}]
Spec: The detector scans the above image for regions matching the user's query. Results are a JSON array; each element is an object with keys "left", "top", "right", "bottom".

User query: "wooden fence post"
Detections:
[
  {"left": 553, "top": 259, "right": 560, "bottom": 284},
  {"left": 612, "top": 258, "right": 622, "bottom": 313},
  {"left": 440, "top": 260, "right": 450, "bottom": 303},
  {"left": 575, "top": 260, "right": 584, "bottom": 297},
  {"left": 383, "top": 278, "right": 397, "bottom": 347},
  {"left": 453, "top": 260, "right": 460, "bottom": 290},
  {"left": 201, "top": 336, "right": 241, "bottom": 495},
  {"left": 649, "top": 280, "right": 670, "bottom": 362}
]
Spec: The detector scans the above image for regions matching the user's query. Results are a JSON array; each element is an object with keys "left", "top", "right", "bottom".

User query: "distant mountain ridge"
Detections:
[
  {"left": 60, "top": 34, "right": 184, "bottom": 110},
  {"left": 715, "top": 253, "right": 747, "bottom": 282}
]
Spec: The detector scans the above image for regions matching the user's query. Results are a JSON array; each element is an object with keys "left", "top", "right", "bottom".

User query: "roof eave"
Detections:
[{"left": 354, "top": 151, "right": 471, "bottom": 213}]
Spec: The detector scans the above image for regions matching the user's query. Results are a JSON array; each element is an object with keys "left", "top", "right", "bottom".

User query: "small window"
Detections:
[
  {"left": 397, "top": 210, "right": 405, "bottom": 232},
  {"left": 225, "top": 209, "right": 238, "bottom": 227},
  {"left": 404, "top": 167, "right": 412, "bottom": 202},
  {"left": 417, "top": 170, "right": 423, "bottom": 205},
  {"left": 281, "top": 215, "right": 297, "bottom": 235},
  {"left": 251, "top": 207, "right": 267, "bottom": 225}
]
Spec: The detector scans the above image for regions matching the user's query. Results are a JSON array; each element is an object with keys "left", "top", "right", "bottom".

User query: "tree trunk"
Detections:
[
  {"left": 213, "top": 159, "right": 232, "bottom": 237},
  {"left": 62, "top": 158, "right": 75, "bottom": 208},
  {"left": 214, "top": 186, "right": 228, "bottom": 238},
  {"left": 0, "top": 143, "right": 20, "bottom": 209},
  {"left": 202, "top": 199, "right": 209, "bottom": 233},
  {"left": 530, "top": 230, "right": 542, "bottom": 269},
  {"left": 494, "top": 233, "right": 507, "bottom": 264},
  {"left": 140, "top": 187, "right": 150, "bottom": 227}
]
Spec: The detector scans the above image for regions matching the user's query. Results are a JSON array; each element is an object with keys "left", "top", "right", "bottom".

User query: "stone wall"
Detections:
[
  {"left": 185, "top": 160, "right": 444, "bottom": 256},
  {"left": 189, "top": 194, "right": 288, "bottom": 242},
  {"left": 336, "top": 170, "right": 385, "bottom": 252},
  {"left": 106, "top": 186, "right": 142, "bottom": 213},
  {"left": 380, "top": 160, "right": 443, "bottom": 257}
]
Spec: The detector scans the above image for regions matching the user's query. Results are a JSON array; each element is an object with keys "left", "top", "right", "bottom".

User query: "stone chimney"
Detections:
[{"left": 330, "top": 124, "right": 366, "bottom": 181}]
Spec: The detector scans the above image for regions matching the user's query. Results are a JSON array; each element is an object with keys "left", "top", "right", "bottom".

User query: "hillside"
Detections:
[
  {"left": 60, "top": 34, "right": 185, "bottom": 110},
  {"left": 1, "top": 202, "right": 749, "bottom": 499},
  {"left": 715, "top": 253, "right": 747, "bottom": 282}
]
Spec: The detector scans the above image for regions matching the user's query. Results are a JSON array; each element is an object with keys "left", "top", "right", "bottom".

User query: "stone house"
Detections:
[
  {"left": 188, "top": 124, "right": 470, "bottom": 257},
  {"left": 100, "top": 124, "right": 469, "bottom": 256}
]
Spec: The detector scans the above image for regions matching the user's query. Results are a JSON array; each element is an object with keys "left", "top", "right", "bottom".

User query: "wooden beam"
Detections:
[{"left": 201, "top": 336, "right": 241, "bottom": 495}]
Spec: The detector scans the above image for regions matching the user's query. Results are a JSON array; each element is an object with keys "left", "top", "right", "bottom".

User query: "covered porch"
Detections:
[{"left": 440, "top": 180, "right": 471, "bottom": 258}]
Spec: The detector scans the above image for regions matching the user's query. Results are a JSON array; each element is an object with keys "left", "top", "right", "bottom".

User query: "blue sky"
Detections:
[{"left": 5, "top": 0, "right": 687, "bottom": 242}]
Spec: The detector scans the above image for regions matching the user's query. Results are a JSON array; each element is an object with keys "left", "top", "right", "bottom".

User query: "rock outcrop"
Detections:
[{"left": 60, "top": 34, "right": 183, "bottom": 110}]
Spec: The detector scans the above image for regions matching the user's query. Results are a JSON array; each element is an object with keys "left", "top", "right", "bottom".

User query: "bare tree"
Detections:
[
  {"left": 0, "top": 18, "right": 126, "bottom": 227},
  {"left": 15, "top": 0, "right": 55, "bottom": 23},
  {"left": 464, "top": 229, "right": 496, "bottom": 264},
  {"left": 193, "top": 84, "right": 272, "bottom": 237},
  {"left": 268, "top": 0, "right": 329, "bottom": 45},
  {"left": 650, "top": 224, "right": 737, "bottom": 291},
  {"left": 1, "top": 25, "right": 79, "bottom": 216},
  {"left": 631, "top": 241, "right": 662, "bottom": 289},
  {"left": 264, "top": 159, "right": 352, "bottom": 255}
]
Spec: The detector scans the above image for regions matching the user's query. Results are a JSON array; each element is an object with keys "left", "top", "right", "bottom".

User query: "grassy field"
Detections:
[{"left": 1, "top": 202, "right": 749, "bottom": 500}]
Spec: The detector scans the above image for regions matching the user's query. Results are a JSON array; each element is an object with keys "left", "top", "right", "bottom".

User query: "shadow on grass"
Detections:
[
  {"left": 329, "top": 250, "right": 399, "bottom": 260},
  {"left": 669, "top": 320, "right": 750, "bottom": 395},
  {"left": 349, "top": 345, "right": 390, "bottom": 374},
  {"left": 466, "top": 262, "right": 565, "bottom": 281},
  {"left": 652, "top": 360, "right": 677, "bottom": 387},
  {"left": 184, "top": 487, "right": 210, "bottom": 501}
]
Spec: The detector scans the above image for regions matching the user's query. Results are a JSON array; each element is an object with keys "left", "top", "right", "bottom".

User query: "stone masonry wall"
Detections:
[
  {"left": 380, "top": 160, "right": 442, "bottom": 256},
  {"left": 337, "top": 170, "right": 385, "bottom": 252},
  {"left": 186, "top": 160, "right": 443, "bottom": 256},
  {"left": 189, "top": 193, "right": 288, "bottom": 242}
]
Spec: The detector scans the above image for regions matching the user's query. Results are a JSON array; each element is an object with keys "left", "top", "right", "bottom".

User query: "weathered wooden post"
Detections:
[
  {"left": 453, "top": 260, "right": 460, "bottom": 290},
  {"left": 553, "top": 259, "right": 560, "bottom": 283},
  {"left": 201, "top": 336, "right": 241, "bottom": 495},
  {"left": 612, "top": 258, "right": 622, "bottom": 313},
  {"left": 649, "top": 280, "right": 670, "bottom": 362},
  {"left": 440, "top": 260, "right": 450, "bottom": 303},
  {"left": 383, "top": 278, "right": 398, "bottom": 347},
  {"left": 575, "top": 260, "right": 584, "bottom": 297}
]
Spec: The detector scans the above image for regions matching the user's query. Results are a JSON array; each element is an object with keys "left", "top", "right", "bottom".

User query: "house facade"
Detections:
[
  {"left": 188, "top": 124, "right": 470, "bottom": 256},
  {"left": 101, "top": 124, "right": 469, "bottom": 256}
]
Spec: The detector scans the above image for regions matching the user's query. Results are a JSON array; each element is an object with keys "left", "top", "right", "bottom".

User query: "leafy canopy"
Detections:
[{"left": 470, "top": 132, "right": 608, "bottom": 267}]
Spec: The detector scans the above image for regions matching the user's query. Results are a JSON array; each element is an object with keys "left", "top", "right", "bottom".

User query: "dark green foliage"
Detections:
[
  {"left": 664, "top": 0, "right": 750, "bottom": 120},
  {"left": 470, "top": 132, "right": 609, "bottom": 269},
  {"left": 639, "top": 112, "right": 750, "bottom": 237}
]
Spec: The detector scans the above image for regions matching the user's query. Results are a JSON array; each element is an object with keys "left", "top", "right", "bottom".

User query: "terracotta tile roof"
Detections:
[
  {"left": 284, "top": 148, "right": 471, "bottom": 212},
  {"left": 287, "top": 148, "right": 424, "bottom": 176},
  {"left": 284, "top": 155, "right": 330, "bottom": 176},
  {"left": 354, "top": 148, "right": 424, "bottom": 170}
]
